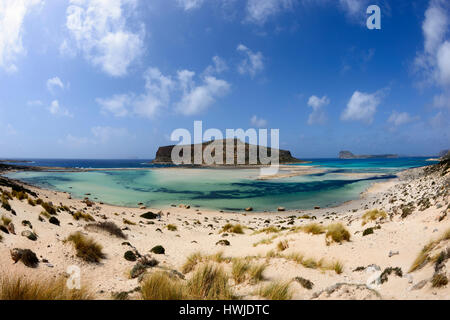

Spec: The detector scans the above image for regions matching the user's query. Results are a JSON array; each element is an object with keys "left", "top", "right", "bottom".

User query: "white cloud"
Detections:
[
  {"left": 415, "top": 1, "right": 450, "bottom": 108},
  {"left": 387, "top": 111, "right": 417, "bottom": 126},
  {"left": 177, "top": 74, "right": 230, "bottom": 115},
  {"left": 338, "top": 0, "right": 368, "bottom": 17},
  {"left": 250, "top": 115, "right": 267, "bottom": 127},
  {"left": 204, "top": 56, "right": 228, "bottom": 76},
  {"left": 133, "top": 67, "right": 174, "bottom": 118},
  {"left": 98, "top": 63, "right": 230, "bottom": 118},
  {"left": 176, "top": 0, "right": 204, "bottom": 11},
  {"left": 237, "top": 44, "right": 264, "bottom": 77},
  {"left": 0, "top": 0, "right": 43, "bottom": 72},
  {"left": 341, "top": 91, "right": 381, "bottom": 124},
  {"left": 307, "top": 95, "right": 329, "bottom": 125},
  {"left": 46, "top": 77, "right": 64, "bottom": 93},
  {"left": 307, "top": 95, "right": 330, "bottom": 110},
  {"left": 97, "top": 94, "right": 131, "bottom": 117},
  {"left": 63, "top": 0, "right": 144, "bottom": 77},
  {"left": 423, "top": 2, "right": 448, "bottom": 55},
  {"left": 48, "top": 100, "right": 73, "bottom": 117},
  {"left": 245, "top": 0, "right": 294, "bottom": 25}
]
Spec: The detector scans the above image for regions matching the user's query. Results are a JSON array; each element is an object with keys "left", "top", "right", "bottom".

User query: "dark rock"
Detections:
[
  {"left": 7, "top": 223, "right": 15, "bottom": 235},
  {"left": 295, "top": 276, "right": 314, "bottom": 290},
  {"left": 124, "top": 250, "right": 137, "bottom": 262},
  {"left": 21, "top": 230, "right": 37, "bottom": 241},
  {"left": 363, "top": 227, "right": 374, "bottom": 236},
  {"left": 277, "top": 207, "right": 285, "bottom": 212},
  {"left": 150, "top": 245, "right": 165, "bottom": 254},
  {"left": 380, "top": 267, "right": 403, "bottom": 284},
  {"left": 49, "top": 216, "right": 60, "bottom": 226},
  {"left": 22, "top": 220, "right": 32, "bottom": 228},
  {"left": 0, "top": 225, "right": 9, "bottom": 234},
  {"left": 10, "top": 248, "right": 39, "bottom": 268},
  {"left": 216, "top": 239, "right": 230, "bottom": 246},
  {"left": 140, "top": 212, "right": 159, "bottom": 220}
]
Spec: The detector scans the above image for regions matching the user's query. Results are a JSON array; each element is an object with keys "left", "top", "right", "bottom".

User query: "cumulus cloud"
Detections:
[
  {"left": 204, "top": 56, "right": 228, "bottom": 76},
  {"left": 415, "top": 0, "right": 450, "bottom": 108},
  {"left": 250, "top": 115, "right": 267, "bottom": 127},
  {"left": 177, "top": 73, "right": 230, "bottom": 115},
  {"left": 387, "top": 111, "right": 417, "bottom": 126},
  {"left": 338, "top": 0, "right": 369, "bottom": 17},
  {"left": 134, "top": 67, "right": 175, "bottom": 118},
  {"left": 63, "top": 0, "right": 144, "bottom": 77},
  {"left": 97, "top": 94, "right": 131, "bottom": 117},
  {"left": 0, "top": 0, "right": 43, "bottom": 72},
  {"left": 176, "top": 0, "right": 204, "bottom": 11},
  {"left": 245, "top": 0, "right": 295, "bottom": 24},
  {"left": 98, "top": 63, "right": 230, "bottom": 118},
  {"left": 237, "top": 44, "right": 264, "bottom": 78},
  {"left": 48, "top": 100, "right": 73, "bottom": 117},
  {"left": 341, "top": 91, "right": 382, "bottom": 124},
  {"left": 307, "top": 95, "right": 330, "bottom": 125},
  {"left": 46, "top": 77, "right": 65, "bottom": 93}
]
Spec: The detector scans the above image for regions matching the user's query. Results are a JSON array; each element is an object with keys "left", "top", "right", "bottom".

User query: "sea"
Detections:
[{"left": 3, "top": 158, "right": 437, "bottom": 212}]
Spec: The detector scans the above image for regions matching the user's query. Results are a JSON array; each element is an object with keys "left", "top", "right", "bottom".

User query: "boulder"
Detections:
[{"left": 21, "top": 230, "right": 37, "bottom": 241}]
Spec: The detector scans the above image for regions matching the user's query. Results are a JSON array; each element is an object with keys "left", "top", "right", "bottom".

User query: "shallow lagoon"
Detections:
[{"left": 5, "top": 158, "right": 434, "bottom": 211}]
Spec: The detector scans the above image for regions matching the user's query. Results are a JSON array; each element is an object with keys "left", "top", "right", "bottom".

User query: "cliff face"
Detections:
[
  {"left": 153, "top": 139, "right": 304, "bottom": 165},
  {"left": 339, "top": 151, "right": 399, "bottom": 159}
]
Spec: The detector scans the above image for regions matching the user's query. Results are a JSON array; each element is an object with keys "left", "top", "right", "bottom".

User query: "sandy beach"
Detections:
[{"left": 0, "top": 162, "right": 448, "bottom": 300}]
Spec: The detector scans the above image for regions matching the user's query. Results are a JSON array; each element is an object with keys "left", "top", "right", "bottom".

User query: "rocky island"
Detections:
[
  {"left": 339, "top": 151, "right": 399, "bottom": 159},
  {"left": 153, "top": 139, "right": 306, "bottom": 165}
]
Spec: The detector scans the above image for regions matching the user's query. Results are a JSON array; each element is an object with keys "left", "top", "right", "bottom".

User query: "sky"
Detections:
[{"left": 0, "top": 0, "right": 449, "bottom": 159}]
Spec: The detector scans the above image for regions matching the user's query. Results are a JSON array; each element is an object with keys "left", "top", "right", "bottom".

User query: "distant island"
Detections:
[
  {"left": 339, "top": 151, "right": 399, "bottom": 159},
  {"left": 153, "top": 139, "right": 306, "bottom": 165}
]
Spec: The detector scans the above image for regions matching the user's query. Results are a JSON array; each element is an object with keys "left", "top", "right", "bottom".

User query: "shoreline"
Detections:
[{"left": 0, "top": 162, "right": 448, "bottom": 300}]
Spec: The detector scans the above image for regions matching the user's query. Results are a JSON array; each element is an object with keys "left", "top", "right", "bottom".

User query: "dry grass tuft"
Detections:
[
  {"left": 277, "top": 240, "right": 289, "bottom": 252},
  {"left": 186, "top": 264, "right": 235, "bottom": 300},
  {"left": 0, "top": 274, "right": 93, "bottom": 300},
  {"left": 325, "top": 223, "right": 351, "bottom": 244},
  {"left": 362, "top": 209, "right": 387, "bottom": 226},
  {"left": 410, "top": 228, "right": 450, "bottom": 272},
  {"left": 167, "top": 224, "right": 178, "bottom": 231},
  {"left": 65, "top": 232, "right": 105, "bottom": 263},
  {"left": 257, "top": 281, "right": 292, "bottom": 300},
  {"left": 141, "top": 272, "right": 186, "bottom": 300},
  {"left": 299, "top": 223, "right": 325, "bottom": 235},
  {"left": 221, "top": 223, "right": 244, "bottom": 234},
  {"left": 85, "top": 221, "right": 127, "bottom": 239},
  {"left": 73, "top": 211, "right": 95, "bottom": 222},
  {"left": 252, "top": 226, "right": 281, "bottom": 235}
]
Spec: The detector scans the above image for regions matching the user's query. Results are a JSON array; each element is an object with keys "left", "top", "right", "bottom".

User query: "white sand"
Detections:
[{"left": 0, "top": 166, "right": 448, "bottom": 300}]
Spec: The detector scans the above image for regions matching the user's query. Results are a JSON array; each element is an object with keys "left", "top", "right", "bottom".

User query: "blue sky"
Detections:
[{"left": 0, "top": 0, "right": 449, "bottom": 159}]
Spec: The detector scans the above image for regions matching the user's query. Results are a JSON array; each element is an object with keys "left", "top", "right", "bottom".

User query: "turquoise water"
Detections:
[{"left": 4, "top": 158, "right": 436, "bottom": 211}]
